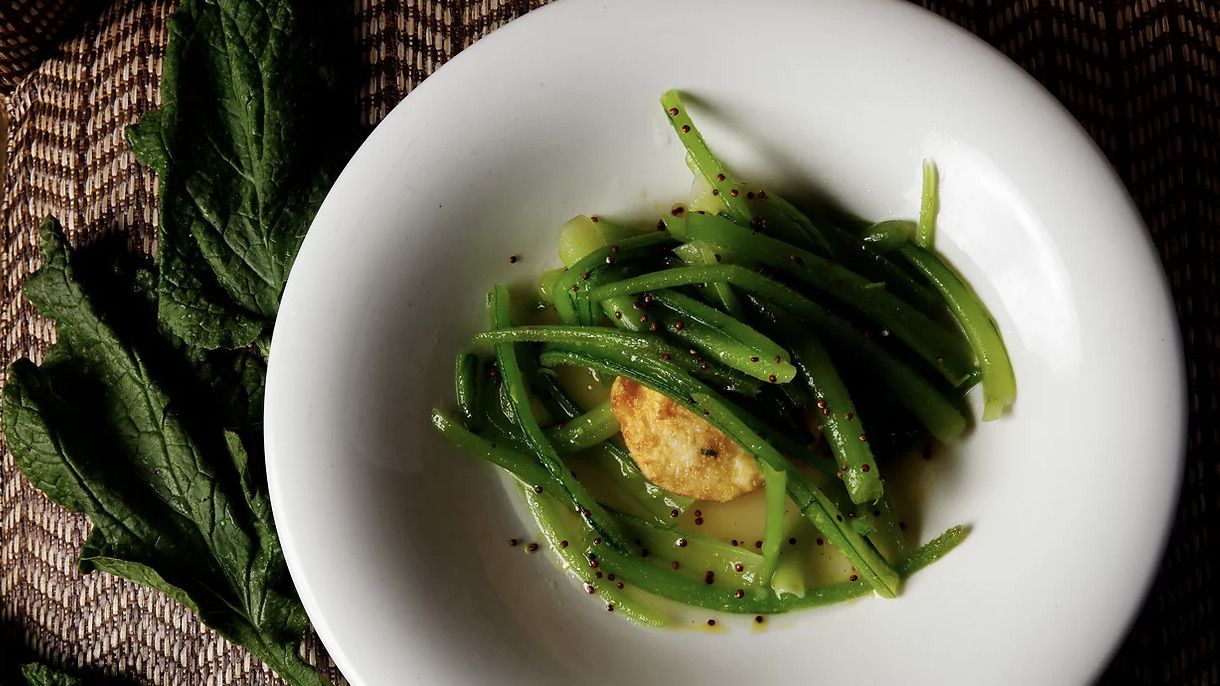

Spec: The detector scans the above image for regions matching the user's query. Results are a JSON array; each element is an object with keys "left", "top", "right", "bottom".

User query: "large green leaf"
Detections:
[
  {"left": 2, "top": 220, "right": 328, "bottom": 686},
  {"left": 21, "top": 664, "right": 82, "bottom": 686},
  {"left": 128, "top": 0, "right": 356, "bottom": 349}
]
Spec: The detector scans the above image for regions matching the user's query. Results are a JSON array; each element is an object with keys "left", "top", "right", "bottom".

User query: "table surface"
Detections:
[{"left": 0, "top": 1, "right": 1216, "bottom": 684}]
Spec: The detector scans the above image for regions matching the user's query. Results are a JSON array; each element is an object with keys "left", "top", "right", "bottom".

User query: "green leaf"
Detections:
[
  {"left": 2, "top": 219, "right": 329, "bottom": 686},
  {"left": 127, "top": 0, "right": 357, "bottom": 350},
  {"left": 21, "top": 664, "right": 82, "bottom": 686}
]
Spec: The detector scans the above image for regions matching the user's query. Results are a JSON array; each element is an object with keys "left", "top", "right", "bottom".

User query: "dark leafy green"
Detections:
[
  {"left": 21, "top": 664, "right": 82, "bottom": 686},
  {"left": 3, "top": 0, "right": 360, "bottom": 681},
  {"left": 127, "top": 0, "right": 356, "bottom": 350},
  {"left": 3, "top": 220, "right": 328, "bottom": 686}
]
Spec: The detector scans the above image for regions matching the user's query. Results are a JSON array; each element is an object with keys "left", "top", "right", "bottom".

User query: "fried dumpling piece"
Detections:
[{"left": 609, "top": 377, "right": 763, "bottom": 502}]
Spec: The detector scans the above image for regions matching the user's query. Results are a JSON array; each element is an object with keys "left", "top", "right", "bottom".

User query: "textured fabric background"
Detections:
[{"left": 0, "top": 1, "right": 1215, "bottom": 684}]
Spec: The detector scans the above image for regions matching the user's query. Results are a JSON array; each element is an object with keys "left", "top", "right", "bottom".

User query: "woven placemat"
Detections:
[{"left": 0, "top": 1, "right": 1215, "bottom": 684}]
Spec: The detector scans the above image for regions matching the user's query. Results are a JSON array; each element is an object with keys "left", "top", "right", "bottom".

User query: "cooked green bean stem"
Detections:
[
  {"left": 800, "top": 461, "right": 906, "bottom": 563},
  {"left": 431, "top": 409, "right": 561, "bottom": 492},
  {"left": 759, "top": 463, "right": 788, "bottom": 586},
  {"left": 538, "top": 268, "right": 565, "bottom": 304},
  {"left": 769, "top": 532, "right": 809, "bottom": 598},
  {"left": 474, "top": 325, "right": 761, "bottom": 396},
  {"left": 649, "top": 289, "right": 795, "bottom": 382},
  {"left": 868, "top": 495, "right": 907, "bottom": 562},
  {"left": 666, "top": 212, "right": 974, "bottom": 386},
  {"left": 711, "top": 392, "right": 837, "bottom": 481},
  {"left": 660, "top": 90, "right": 755, "bottom": 224},
  {"left": 526, "top": 489, "right": 669, "bottom": 627},
  {"left": 788, "top": 332, "right": 883, "bottom": 504},
  {"left": 898, "top": 525, "right": 970, "bottom": 577},
  {"left": 588, "top": 444, "right": 689, "bottom": 525},
  {"left": 694, "top": 394, "right": 898, "bottom": 596},
  {"left": 674, "top": 240, "right": 745, "bottom": 318},
  {"left": 862, "top": 220, "right": 916, "bottom": 253},
  {"left": 555, "top": 216, "right": 657, "bottom": 332},
  {"left": 599, "top": 295, "right": 650, "bottom": 333},
  {"left": 535, "top": 345, "right": 900, "bottom": 597},
  {"left": 487, "top": 286, "right": 632, "bottom": 551},
  {"left": 454, "top": 353, "right": 481, "bottom": 430},
  {"left": 615, "top": 509, "right": 764, "bottom": 584},
  {"left": 544, "top": 400, "right": 619, "bottom": 453},
  {"left": 900, "top": 246, "right": 1016, "bottom": 420},
  {"left": 761, "top": 191, "right": 836, "bottom": 257},
  {"left": 645, "top": 307, "right": 785, "bottom": 384},
  {"left": 553, "top": 233, "right": 674, "bottom": 326},
  {"left": 824, "top": 222, "right": 946, "bottom": 315},
  {"left": 593, "top": 541, "right": 870, "bottom": 614},
  {"left": 916, "top": 160, "right": 938, "bottom": 248},
  {"left": 755, "top": 295, "right": 967, "bottom": 443},
  {"left": 588, "top": 264, "right": 967, "bottom": 436}
]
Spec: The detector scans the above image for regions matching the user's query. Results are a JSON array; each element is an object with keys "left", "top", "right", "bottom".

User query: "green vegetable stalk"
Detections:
[
  {"left": 758, "top": 464, "right": 789, "bottom": 587},
  {"left": 487, "top": 286, "right": 633, "bottom": 552}
]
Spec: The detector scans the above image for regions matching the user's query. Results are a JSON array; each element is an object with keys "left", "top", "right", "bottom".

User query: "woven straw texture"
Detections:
[{"left": 0, "top": 1, "right": 1216, "bottom": 684}]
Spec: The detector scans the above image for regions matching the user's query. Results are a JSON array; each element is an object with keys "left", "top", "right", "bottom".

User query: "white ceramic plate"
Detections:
[{"left": 265, "top": 0, "right": 1185, "bottom": 683}]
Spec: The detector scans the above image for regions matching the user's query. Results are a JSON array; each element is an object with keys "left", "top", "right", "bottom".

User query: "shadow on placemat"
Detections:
[{"left": 0, "top": 1, "right": 111, "bottom": 93}]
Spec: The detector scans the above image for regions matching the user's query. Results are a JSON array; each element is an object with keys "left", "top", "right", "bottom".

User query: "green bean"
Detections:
[
  {"left": 713, "top": 392, "right": 837, "bottom": 480},
  {"left": 761, "top": 191, "right": 836, "bottom": 257},
  {"left": 545, "top": 400, "right": 619, "bottom": 454},
  {"left": 535, "top": 346, "right": 901, "bottom": 597},
  {"left": 553, "top": 233, "right": 674, "bottom": 326},
  {"left": 787, "top": 332, "right": 883, "bottom": 505},
  {"left": 799, "top": 462, "right": 907, "bottom": 564},
  {"left": 598, "top": 294, "right": 652, "bottom": 333},
  {"left": 592, "top": 520, "right": 966, "bottom": 614},
  {"left": 741, "top": 293, "right": 967, "bottom": 443},
  {"left": 868, "top": 495, "right": 907, "bottom": 563},
  {"left": 694, "top": 394, "right": 899, "bottom": 597},
  {"left": 555, "top": 216, "right": 660, "bottom": 331},
  {"left": 674, "top": 240, "right": 745, "bottom": 318},
  {"left": 916, "top": 160, "right": 938, "bottom": 248},
  {"left": 644, "top": 306, "right": 783, "bottom": 384},
  {"left": 430, "top": 409, "right": 562, "bottom": 493},
  {"left": 558, "top": 215, "right": 609, "bottom": 267},
  {"left": 759, "top": 463, "right": 788, "bottom": 586},
  {"left": 897, "top": 525, "right": 970, "bottom": 577},
  {"left": 666, "top": 212, "right": 974, "bottom": 386},
  {"left": 473, "top": 325, "right": 761, "bottom": 396},
  {"left": 862, "top": 220, "right": 916, "bottom": 253},
  {"left": 661, "top": 90, "right": 755, "bottom": 224},
  {"left": 532, "top": 369, "right": 584, "bottom": 418},
  {"left": 593, "top": 542, "right": 870, "bottom": 613},
  {"left": 615, "top": 509, "right": 764, "bottom": 584},
  {"left": 824, "top": 222, "right": 946, "bottom": 315},
  {"left": 586, "top": 264, "right": 794, "bottom": 308},
  {"left": 650, "top": 289, "right": 794, "bottom": 382},
  {"left": 900, "top": 246, "right": 1016, "bottom": 420},
  {"left": 526, "top": 490, "right": 669, "bottom": 627},
  {"left": 487, "top": 286, "right": 632, "bottom": 552},
  {"left": 454, "top": 353, "right": 481, "bottom": 430}
]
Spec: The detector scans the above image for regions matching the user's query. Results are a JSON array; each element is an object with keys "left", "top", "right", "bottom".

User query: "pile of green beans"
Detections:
[{"left": 431, "top": 90, "right": 1015, "bottom": 626}]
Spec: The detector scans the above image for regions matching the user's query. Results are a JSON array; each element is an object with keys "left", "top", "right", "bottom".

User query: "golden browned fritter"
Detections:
[{"left": 609, "top": 377, "right": 763, "bottom": 502}]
